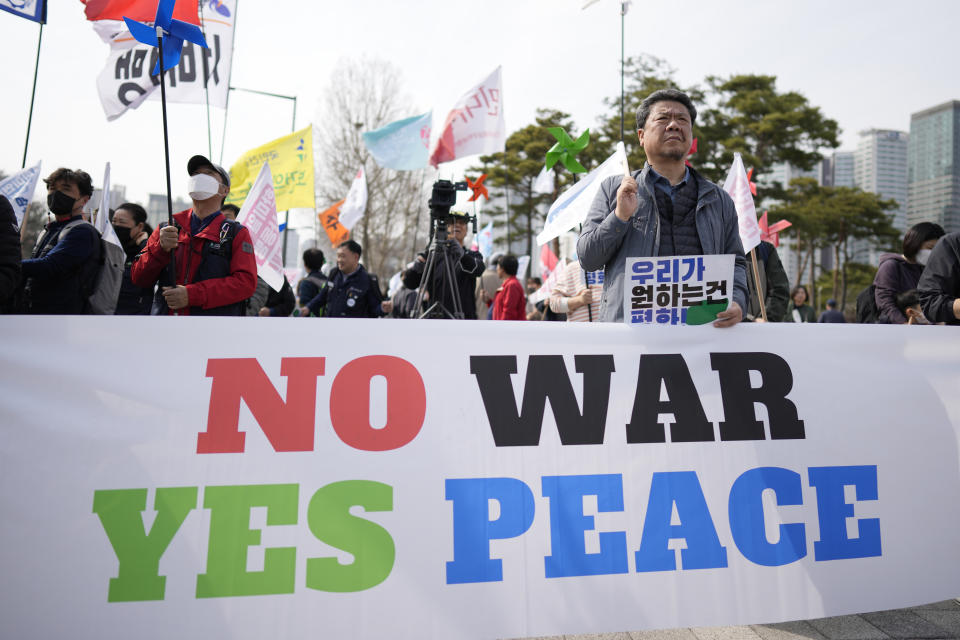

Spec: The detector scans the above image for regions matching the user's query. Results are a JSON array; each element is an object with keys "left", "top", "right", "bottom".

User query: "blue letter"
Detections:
[
  {"left": 445, "top": 478, "right": 535, "bottom": 584},
  {"left": 542, "top": 474, "right": 628, "bottom": 578},
  {"left": 635, "top": 471, "right": 727, "bottom": 572},
  {"left": 808, "top": 465, "right": 881, "bottom": 561},
  {"left": 729, "top": 467, "right": 807, "bottom": 566}
]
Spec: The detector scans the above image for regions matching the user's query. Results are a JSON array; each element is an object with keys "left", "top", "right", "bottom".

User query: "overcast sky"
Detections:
[{"left": 1, "top": 0, "right": 957, "bottom": 206}]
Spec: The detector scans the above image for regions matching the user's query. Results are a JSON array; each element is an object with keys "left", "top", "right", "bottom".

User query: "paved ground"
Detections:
[{"left": 513, "top": 600, "right": 960, "bottom": 640}]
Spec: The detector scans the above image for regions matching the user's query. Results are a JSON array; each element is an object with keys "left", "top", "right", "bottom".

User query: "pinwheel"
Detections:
[
  {"left": 759, "top": 211, "right": 792, "bottom": 248},
  {"left": 746, "top": 167, "right": 758, "bottom": 196},
  {"left": 545, "top": 127, "right": 589, "bottom": 173},
  {"left": 466, "top": 174, "right": 488, "bottom": 202},
  {"left": 685, "top": 138, "right": 698, "bottom": 167},
  {"left": 124, "top": 0, "right": 208, "bottom": 76}
]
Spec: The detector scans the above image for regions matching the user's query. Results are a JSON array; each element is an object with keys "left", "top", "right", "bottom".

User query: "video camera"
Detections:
[{"left": 428, "top": 179, "right": 476, "bottom": 237}]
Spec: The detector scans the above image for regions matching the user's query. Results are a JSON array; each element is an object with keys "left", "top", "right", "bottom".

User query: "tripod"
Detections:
[{"left": 413, "top": 222, "right": 470, "bottom": 319}]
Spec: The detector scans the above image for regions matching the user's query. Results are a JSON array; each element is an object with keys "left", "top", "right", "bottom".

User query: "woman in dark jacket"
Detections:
[
  {"left": 873, "top": 222, "right": 945, "bottom": 324},
  {"left": 112, "top": 203, "right": 154, "bottom": 315},
  {"left": 783, "top": 285, "right": 816, "bottom": 323}
]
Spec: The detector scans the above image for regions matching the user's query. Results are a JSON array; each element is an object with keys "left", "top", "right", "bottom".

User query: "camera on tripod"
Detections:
[{"left": 428, "top": 179, "right": 476, "bottom": 237}]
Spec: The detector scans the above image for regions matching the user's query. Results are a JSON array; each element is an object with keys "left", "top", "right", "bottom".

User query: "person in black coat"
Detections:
[
  {"left": 112, "top": 203, "right": 154, "bottom": 315},
  {"left": 0, "top": 195, "right": 21, "bottom": 312},
  {"left": 918, "top": 231, "right": 960, "bottom": 325}
]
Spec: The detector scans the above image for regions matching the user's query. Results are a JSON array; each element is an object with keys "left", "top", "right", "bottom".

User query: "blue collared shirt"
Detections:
[
  {"left": 190, "top": 211, "right": 222, "bottom": 236},
  {"left": 648, "top": 166, "right": 690, "bottom": 204}
]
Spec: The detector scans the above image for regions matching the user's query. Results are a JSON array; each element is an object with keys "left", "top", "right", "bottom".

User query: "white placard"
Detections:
[{"left": 625, "top": 254, "right": 734, "bottom": 325}]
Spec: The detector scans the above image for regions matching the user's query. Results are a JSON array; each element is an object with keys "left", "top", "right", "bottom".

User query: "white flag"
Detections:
[
  {"left": 536, "top": 142, "right": 627, "bottom": 246},
  {"left": 516, "top": 255, "right": 531, "bottom": 281},
  {"left": 532, "top": 166, "right": 555, "bottom": 195},
  {"left": 339, "top": 167, "right": 368, "bottom": 231},
  {"left": 0, "top": 163, "right": 41, "bottom": 228},
  {"left": 429, "top": 66, "right": 505, "bottom": 166},
  {"left": 92, "top": 0, "right": 236, "bottom": 121},
  {"left": 94, "top": 163, "right": 124, "bottom": 252},
  {"left": 722, "top": 152, "right": 762, "bottom": 254},
  {"left": 237, "top": 162, "right": 284, "bottom": 291}
]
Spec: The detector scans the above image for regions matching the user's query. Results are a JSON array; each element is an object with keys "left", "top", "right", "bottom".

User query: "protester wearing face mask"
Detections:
[
  {"left": 18, "top": 168, "right": 100, "bottom": 314},
  {"left": 873, "top": 222, "right": 945, "bottom": 324},
  {"left": 130, "top": 155, "right": 257, "bottom": 315},
  {"left": 112, "top": 203, "right": 154, "bottom": 315}
]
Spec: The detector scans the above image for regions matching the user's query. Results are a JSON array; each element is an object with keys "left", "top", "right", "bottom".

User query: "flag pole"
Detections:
[
  {"left": 199, "top": 0, "right": 213, "bottom": 159},
  {"left": 619, "top": 1, "right": 625, "bottom": 144},
  {"left": 156, "top": 27, "right": 178, "bottom": 313},
  {"left": 750, "top": 248, "right": 768, "bottom": 322},
  {"left": 21, "top": 21, "right": 43, "bottom": 169},
  {"left": 219, "top": 0, "right": 239, "bottom": 165}
]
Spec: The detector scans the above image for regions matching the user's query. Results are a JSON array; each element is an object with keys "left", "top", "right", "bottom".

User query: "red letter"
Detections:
[
  {"left": 198, "top": 358, "right": 326, "bottom": 453},
  {"left": 329, "top": 356, "right": 426, "bottom": 451}
]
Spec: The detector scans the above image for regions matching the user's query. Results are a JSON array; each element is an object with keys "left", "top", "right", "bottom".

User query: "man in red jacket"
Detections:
[
  {"left": 492, "top": 254, "right": 526, "bottom": 321},
  {"left": 131, "top": 155, "right": 257, "bottom": 315}
]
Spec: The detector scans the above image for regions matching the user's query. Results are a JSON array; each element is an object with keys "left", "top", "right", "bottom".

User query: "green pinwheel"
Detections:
[{"left": 545, "top": 127, "right": 590, "bottom": 173}]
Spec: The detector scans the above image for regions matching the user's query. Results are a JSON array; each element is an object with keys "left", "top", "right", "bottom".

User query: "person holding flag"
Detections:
[
  {"left": 577, "top": 89, "right": 747, "bottom": 326},
  {"left": 131, "top": 155, "right": 256, "bottom": 315}
]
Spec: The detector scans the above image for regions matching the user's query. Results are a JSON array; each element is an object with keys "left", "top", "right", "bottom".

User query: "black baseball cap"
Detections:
[{"left": 187, "top": 155, "right": 231, "bottom": 188}]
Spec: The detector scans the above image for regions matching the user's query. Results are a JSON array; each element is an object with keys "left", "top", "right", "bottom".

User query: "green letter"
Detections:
[
  {"left": 306, "top": 480, "right": 395, "bottom": 592},
  {"left": 92, "top": 486, "right": 198, "bottom": 602},
  {"left": 196, "top": 484, "right": 298, "bottom": 598}
]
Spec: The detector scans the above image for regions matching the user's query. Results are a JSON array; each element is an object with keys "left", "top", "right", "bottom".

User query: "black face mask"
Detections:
[
  {"left": 47, "top": 191, "right": 76, "bottom": 216},
  {"left": 113, "top": 225, "right": 133, "bottom": 246}
]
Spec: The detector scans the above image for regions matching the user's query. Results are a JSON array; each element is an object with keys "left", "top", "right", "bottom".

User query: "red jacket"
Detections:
[
  {"left": 131, "top": 209, "right": 257, "bottom": 315},
  {"left": 493, "top": 276, "right": 527, "bottom": 320}
]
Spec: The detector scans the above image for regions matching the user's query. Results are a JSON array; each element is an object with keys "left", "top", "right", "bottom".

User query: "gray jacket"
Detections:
[{"left": 577, "top": 165, "right": 748, "bottom": 322}]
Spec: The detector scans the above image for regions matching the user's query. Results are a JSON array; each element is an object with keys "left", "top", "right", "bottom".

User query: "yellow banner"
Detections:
[{"left": 226, "top": 126, "right": 315, "bottom": 211}]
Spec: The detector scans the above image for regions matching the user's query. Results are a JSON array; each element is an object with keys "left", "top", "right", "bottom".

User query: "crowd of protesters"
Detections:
[
  {"left": 1, "top": 90, "right": 958, "bottom": 324},
  {"left": 1, "top": 160, "right": 958, "bottom": 326}
]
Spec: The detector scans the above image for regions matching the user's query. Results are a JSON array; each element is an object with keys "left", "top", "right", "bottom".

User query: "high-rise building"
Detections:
[
  {"left": 827, "top": 151, "right": 855, "bottom": 188},
  {"left": 146, "top": 193, "right": 191, "bottom": 229},
  {"left": 907, "top": 100, "right": 960, "bottom": 232},
  {"left": 854, "top": 129, "right": 909, "bottom": 231}
]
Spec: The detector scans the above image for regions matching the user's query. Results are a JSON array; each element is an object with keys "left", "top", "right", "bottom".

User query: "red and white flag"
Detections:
[
  {"left": 339, "top": 167, "right": 368, "bottom": 231},
  {"left": 237, "top": 162, "right": 284, "bottom": 291},
  {"left": 539, "top": 243, "right": 559, "bottom": 280},
  {"left": 83, "top": 0, "right": 235, "bottom": 121},
  {"left": 429, "top": 66, "right": 505, "bottom": 167},
  {"left": 722, "top": 152, "right": 762, "bottom": 253}
]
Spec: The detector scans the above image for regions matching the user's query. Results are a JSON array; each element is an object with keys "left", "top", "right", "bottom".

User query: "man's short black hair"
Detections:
[
  {"left": 339, "top": 239, "right": 362, "bottom": 258},
  {"left": 896, "top": 289, "right": 919, "bottom": 314},
  {"left": 636, "top": 88, "right": 697, "bottom": 130},
  {"left": 902, "top": 222, "right": 945, "bottom": 261},
  {"left": 44, "top": 168, "right": 94, "bottom": 198},
  {"left": 528, "top": 277, "right": 542, "bottom": 286},
  {"left": 303, "top": 248, "right": 325, "bottom": 271},
  {"left": 221, "top": 203, "right": 239, "bottom": 215},
  {"left": 500, "top": 254, "right": 518, "bottom": 277}
]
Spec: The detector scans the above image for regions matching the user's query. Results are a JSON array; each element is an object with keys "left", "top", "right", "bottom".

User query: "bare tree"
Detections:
[{"left": 314, "top": 56, "right": 430, "bottom": 280}]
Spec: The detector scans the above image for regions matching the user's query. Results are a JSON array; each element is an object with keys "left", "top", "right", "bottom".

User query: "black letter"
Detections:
[
  {"left": 711, "top": 352, "right": 805, "bottom": 441},
  {"left": 469, "top": 355, "right": 615, "bottom": 446},
  {"left": 114, "top": 50, "right": 132, "bottom": 80},
  {"left": 627, "top": 354, "right": 714, "bottom": 443},
  {"left": 179, "top": 43, "right": 197, "bottom": 82}
]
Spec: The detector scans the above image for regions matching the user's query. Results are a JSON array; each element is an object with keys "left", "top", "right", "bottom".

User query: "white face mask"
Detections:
[
  {"left": 915, "top": 249, "right": 932, "bottom": 266},
  {"left": 188, "top": 173, "right": 222, "bottom": 201}
]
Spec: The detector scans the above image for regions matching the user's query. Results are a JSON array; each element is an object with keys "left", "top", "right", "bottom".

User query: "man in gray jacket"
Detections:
[{"left": 578, "top": 88, "right": 747, "bottom": 327}]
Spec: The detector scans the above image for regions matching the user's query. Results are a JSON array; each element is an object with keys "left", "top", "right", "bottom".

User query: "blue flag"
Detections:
[
  {"left": 362, "top": 112, "right": 432, "bottom": 171},
  {"left": 0, "top": 0, "right": 45, "bottom": 23}
]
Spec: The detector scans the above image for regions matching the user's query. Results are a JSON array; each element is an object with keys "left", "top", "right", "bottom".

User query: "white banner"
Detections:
[
  {"left": 1, "top": 318, "right": 960, "bottom": 640},
  {"left": 430, "top": 66, "right": 505, "bottom": 166},
  {"left": 237, "top": 161, "right": 284, "bottom": 291},
  {"left": 0, "top": 162, "right": 41, "bottom": 227},
  {"left": 95, "top": 1, "right": 235, "bottom": 121}
]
